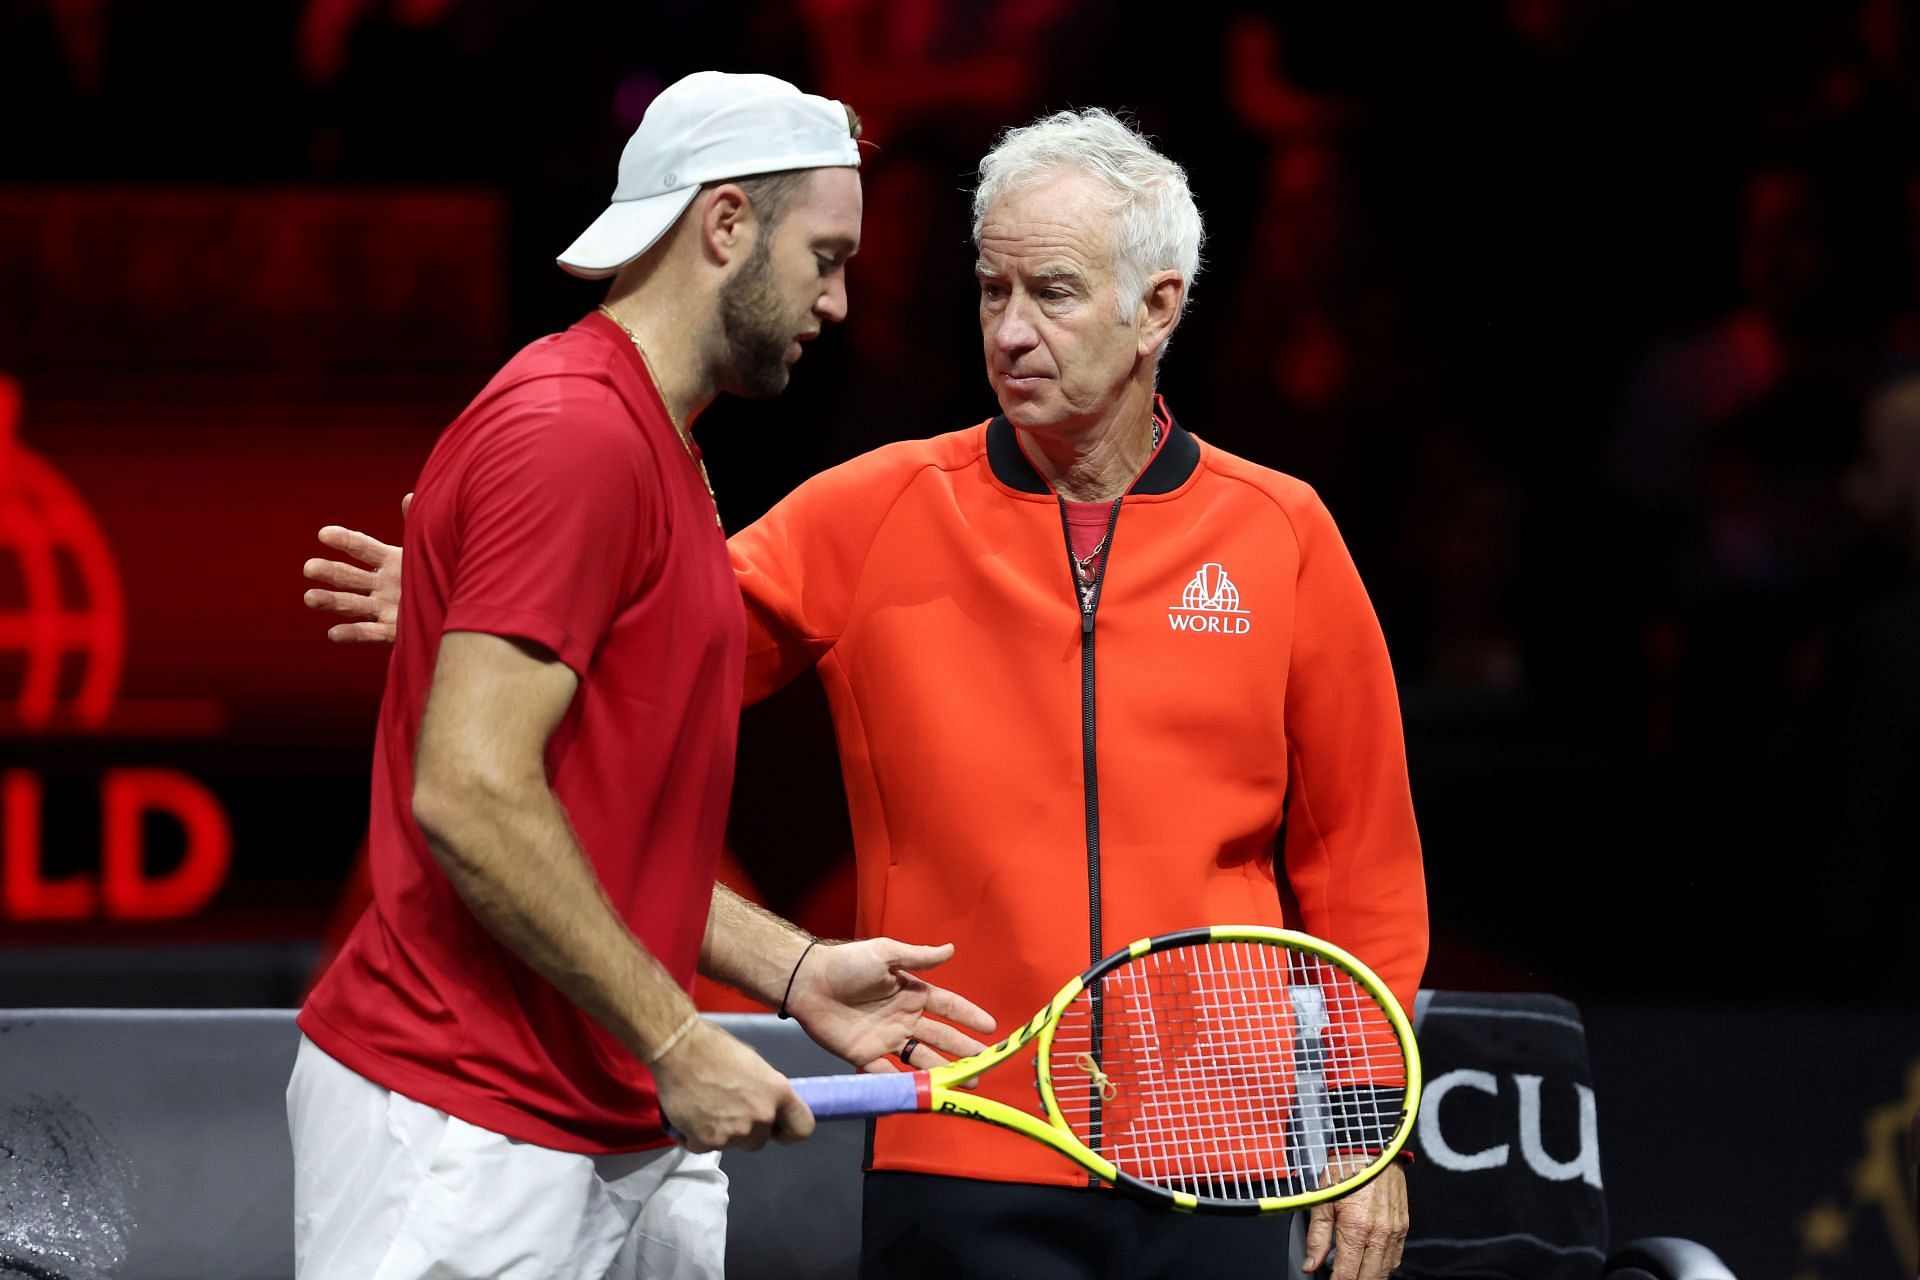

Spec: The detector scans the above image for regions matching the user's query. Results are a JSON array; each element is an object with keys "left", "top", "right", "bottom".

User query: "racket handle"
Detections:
[
  {"left": 660, "top": 1071, "right": 921, "bottom": 1142},
  {"left": 793, "top": 1071, "right": 924, "bottom": 1119}
]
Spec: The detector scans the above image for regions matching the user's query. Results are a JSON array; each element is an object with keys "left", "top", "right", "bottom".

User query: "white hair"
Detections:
[{"left": 972, "top": 108, "right": 1205, "bottom": 329}]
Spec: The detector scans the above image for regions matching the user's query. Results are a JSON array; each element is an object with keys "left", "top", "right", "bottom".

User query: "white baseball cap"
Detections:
[{"left": 557, "top": 71, "right": 861, "bottom": 280}]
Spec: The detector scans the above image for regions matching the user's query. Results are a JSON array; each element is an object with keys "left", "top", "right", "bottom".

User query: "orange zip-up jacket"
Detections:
[{"left": 730, "top": 409, "right": 1428, "bottom": 1188}]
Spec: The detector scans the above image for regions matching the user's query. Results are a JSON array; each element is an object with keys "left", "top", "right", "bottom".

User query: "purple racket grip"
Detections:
[
  {"left": 661, "top": 1070, "right": 922, "bottom": 1141},
  {"left": 794, "top": 1071, "right": 923, "bottom": 1120}
]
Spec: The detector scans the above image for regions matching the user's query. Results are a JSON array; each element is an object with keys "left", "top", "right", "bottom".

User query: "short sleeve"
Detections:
[{"left": 441, "top": 384, "right": 654, "bottom": 676}]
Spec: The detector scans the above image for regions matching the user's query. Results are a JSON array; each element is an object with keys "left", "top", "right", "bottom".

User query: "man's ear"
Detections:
[
  {"left": 698, "top": 183, "right": 753, "bottom": 266},
  {"left": 1138, "top": 270, "right": 1186, "bottom": 359}
]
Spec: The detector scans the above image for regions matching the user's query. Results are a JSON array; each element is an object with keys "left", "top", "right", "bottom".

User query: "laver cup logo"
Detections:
[
  {"left": 0, "top": 375, "right": 231, "bottom": 922},
  {"left": 0, "top": 377, "right": 124, "bottom": 730},
  {"left": 1168, "top": 562, "right": 1251, "bottom": 635}
]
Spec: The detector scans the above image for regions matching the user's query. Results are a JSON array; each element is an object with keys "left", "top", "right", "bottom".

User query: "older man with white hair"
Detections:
[
  {"left": 306, "top": 106, "right": 1425, "bottom": 1279},
  {"left": 736, "top": 106, "right": 1426, "bottom": 1280}
]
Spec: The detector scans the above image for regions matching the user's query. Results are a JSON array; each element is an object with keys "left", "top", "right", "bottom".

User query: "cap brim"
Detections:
[{"left": 556, "top": 186, "right": 699, "bottom": 280}]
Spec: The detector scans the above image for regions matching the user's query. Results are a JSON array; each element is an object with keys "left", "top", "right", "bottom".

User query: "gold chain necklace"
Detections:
[
  {"left": 597, "top": 304, "right": 722, "bottom": 529},
  {"left": 1069, "top": 420, "right": 1160, "bottom": 587}
]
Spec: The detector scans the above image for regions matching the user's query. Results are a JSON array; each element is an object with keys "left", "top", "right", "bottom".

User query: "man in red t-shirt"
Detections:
[{"left": 290, "top": 72, "right": 991, "bottom": 1280}]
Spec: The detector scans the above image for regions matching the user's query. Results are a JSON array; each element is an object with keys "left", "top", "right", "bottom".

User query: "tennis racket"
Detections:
[{"left": 793, "top": 924, "right": 1420, "bottom": 1214}]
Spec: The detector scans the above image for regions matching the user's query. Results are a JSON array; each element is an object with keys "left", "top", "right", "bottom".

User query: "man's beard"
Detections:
[{"left": 718, "top": 235, "right": 795, "bottom": 399}]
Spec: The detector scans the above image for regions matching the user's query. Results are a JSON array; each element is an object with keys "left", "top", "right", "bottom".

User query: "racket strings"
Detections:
[{"left": 1044, "top": 939, "right": 1406, "bottom": 1203}]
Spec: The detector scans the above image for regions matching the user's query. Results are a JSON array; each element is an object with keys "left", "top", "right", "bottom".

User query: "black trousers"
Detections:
[{"left": 860, "top": 1171, "right": 1301, "bottom": 1280}]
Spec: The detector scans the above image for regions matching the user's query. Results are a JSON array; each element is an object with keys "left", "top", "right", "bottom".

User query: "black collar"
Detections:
[{"left": 985, "top": 410, "right": 1200, "bottom": 496}]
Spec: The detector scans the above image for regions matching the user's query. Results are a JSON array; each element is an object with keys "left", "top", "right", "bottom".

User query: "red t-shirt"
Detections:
[
  {"left": 300, "top": 311, "right": 744, "bottom": 1153},
  {"left": 1060, "top": 398, "right": 1174, "bottom": 577}
]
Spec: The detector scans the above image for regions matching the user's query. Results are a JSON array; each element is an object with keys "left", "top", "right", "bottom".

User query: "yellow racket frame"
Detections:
[{"left": 916, "top": 924, "right": 1423, "bottom": 1214}]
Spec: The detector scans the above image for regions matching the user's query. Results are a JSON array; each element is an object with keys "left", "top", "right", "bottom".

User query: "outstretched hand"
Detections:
[
  {"left": 303, "top": 492, "right": 409, "bottom": 644},
  {"left": 786, "top": 939, "right": 997, "bottom": 1074}
]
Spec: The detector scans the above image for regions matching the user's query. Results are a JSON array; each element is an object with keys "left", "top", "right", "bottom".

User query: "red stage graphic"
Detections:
[
  {"left": 0, "top": 375, "right": 232, "bottom": 924},
  {"left": 0, "top": 375, "right": 124, "bottom": 732}
]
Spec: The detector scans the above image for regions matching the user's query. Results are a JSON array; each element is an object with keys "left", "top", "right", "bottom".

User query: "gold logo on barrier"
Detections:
[{"left": 1792, "top": 1057, "right": 1920, "bottom": 1278}]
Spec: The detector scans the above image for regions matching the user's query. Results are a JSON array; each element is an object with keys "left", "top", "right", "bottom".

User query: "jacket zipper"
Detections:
[{"left": 1057, "top": 494, "right": 1123, "bottom": 1171}]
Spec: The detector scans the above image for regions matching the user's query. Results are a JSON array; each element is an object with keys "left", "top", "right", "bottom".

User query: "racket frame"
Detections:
[{"left": 912, "top": 923, "right": 1423, "bottom": 1215}]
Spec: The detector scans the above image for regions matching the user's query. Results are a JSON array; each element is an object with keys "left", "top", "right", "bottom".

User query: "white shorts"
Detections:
[{"left": 287, "top": 1036, "right": 727, "bottom": 1280}]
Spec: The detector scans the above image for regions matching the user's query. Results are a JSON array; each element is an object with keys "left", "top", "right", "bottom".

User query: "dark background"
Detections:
[{"left": 2, "top": 1, "right": 1917, "bottom": 1272}]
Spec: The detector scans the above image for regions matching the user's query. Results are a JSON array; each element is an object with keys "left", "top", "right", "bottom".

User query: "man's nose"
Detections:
[
  {"left": 993, "top": 294, "right": 1039, "bottom": 353},
  {"left": 816, "top": 273, "right": 848, "bottom": 324}
]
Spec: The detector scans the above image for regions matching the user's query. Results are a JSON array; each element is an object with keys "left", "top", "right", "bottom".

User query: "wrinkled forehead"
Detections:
[{"left": 976, "top": 170, "right": 1117, "bottom": 268}]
